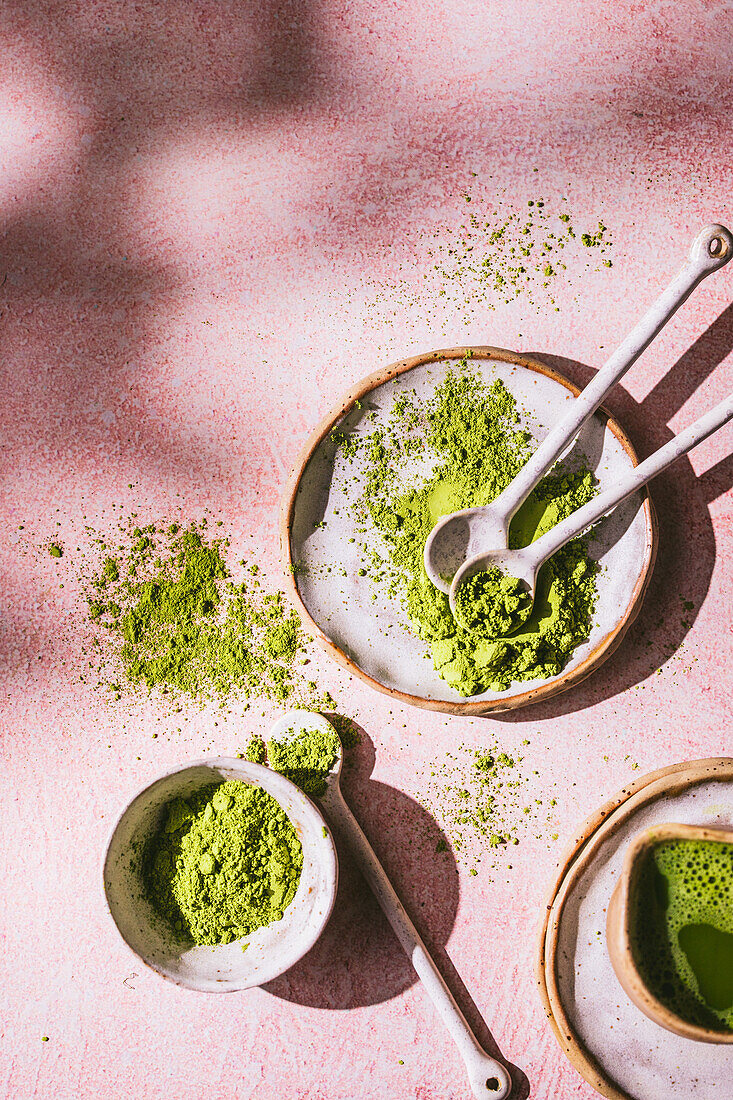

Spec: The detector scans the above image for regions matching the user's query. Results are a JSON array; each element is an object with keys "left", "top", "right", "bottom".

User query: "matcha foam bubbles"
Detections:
[{"left": 632, "top": 838, "right": 733, "bottom": 1032}]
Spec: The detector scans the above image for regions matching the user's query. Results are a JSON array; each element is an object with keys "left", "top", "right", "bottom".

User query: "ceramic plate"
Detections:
[
  {"left": 282, "top": 347, "right": 656, "bottom": 714},
  {"left": 538, "top": 759, "right": 733, "bottom": 1100}
]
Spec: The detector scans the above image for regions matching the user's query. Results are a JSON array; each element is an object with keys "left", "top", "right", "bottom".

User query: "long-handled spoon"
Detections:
[
  {"left": 449, "top": 386, "right": 733, "bottom": 628},
  {"left": 267, "top": 709, "right": 513, "bottom": 1100},
  {"left": 424, "top": 223, "right": 733, "bottom": 592}
]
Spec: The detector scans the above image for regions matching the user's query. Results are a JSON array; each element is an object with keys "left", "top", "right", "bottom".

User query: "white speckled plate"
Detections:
[
  {"left": 538, "top": 758, "right": 733, "bottom": 1100},
  {"left": 281, "top": 347, "right": 657, "bottom": 714}
]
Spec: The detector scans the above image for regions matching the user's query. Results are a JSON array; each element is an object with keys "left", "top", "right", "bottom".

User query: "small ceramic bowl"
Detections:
[
  {"left": 103, "top": 757, "right": 338, "bottom": 992},
  {"left": 606, "top": 821, "right": 733, "bottom": 1043}
]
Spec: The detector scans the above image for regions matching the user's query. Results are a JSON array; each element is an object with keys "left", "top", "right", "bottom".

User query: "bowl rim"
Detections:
[
  {"left": 607, "top": 820, "right": 733, "bottom": 1044},
  {"left": 102, "top": 755, "right": 339, "bottom": 992},
  {"left": 280, "top": 344, "right": 657, "bottom": 714}
]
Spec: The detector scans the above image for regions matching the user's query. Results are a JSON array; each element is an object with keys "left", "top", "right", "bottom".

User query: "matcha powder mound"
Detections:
[
  {"left": 144, "top": 780, "right": 303, "bottom": 945},
  {"left": 333, "top": 361, "right": 599, "bottom": 696},
  {"left": 84, "top": 520, "right": 333, "bottom": 708},
  {"left": 242, "top": 726, "right": 341, "bottom": 798}
]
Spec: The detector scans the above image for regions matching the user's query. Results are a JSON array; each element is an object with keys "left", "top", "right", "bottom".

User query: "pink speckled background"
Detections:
[{"left": 1, "top": 2, "right": 732, "bottom": 1098}]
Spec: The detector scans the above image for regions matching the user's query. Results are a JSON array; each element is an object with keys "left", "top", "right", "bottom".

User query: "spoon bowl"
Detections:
[
  {"left": 450, "top": 549, "right": 536, "bottom": 632},
  {"left": 424, "top": 506, "right": 510, "bottom": 594}
]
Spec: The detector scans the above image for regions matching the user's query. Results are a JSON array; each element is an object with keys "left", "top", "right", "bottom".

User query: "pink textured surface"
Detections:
[{"left": 1, "top": 3, "right": 732, "bottom": 1098}]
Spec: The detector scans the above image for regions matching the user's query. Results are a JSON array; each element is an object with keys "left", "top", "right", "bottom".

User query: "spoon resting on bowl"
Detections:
[
  {"left": 267, "top": 709, "right": 513, "bottom": 1100},
  {"left": 449, "top": 387, "right": 733, "bottom": 631},
  {"left": 424, "top": 223, "right": 733, "bottom": 593}
]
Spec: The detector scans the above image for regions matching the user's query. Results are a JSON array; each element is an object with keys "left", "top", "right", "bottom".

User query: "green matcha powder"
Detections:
[
  {"left": 334, "top": 362, "right": 599, "bottom": 695},
  {"left": 144, "top": 780, "right": 303, "bottom": 945}
]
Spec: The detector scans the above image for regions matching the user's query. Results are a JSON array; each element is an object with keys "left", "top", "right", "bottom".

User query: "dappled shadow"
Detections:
[
  {"left": 0, "top": 2, "right": 731, "bottom": 696},
  {"left": 0, "top": 0, "right": 337, "bottom": 494}
]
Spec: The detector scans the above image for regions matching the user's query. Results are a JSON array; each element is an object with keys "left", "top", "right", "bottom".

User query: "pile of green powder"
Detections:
[
  {"left": 242, "top": 725, "right": 341, "bottom": 797},
  {"left": 85, "top": 520, "right": 335, "bottom": 708},
  {"left": 332, "top": 361, "right": 599, "bottom": 695},
  {"left": 144, "top": 780, "right": 303, "bottom": 945},
  {"left": 454, "top": 567, "right": 532, "bottom": 636}
]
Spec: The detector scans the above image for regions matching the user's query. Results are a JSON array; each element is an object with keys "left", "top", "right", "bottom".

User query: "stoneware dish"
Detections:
[
  {"left": 103, "top": 757, "right": 338, "bottom": 992},
  {"left": 281, "top": 346, "right": 657, "bottom": 714},
  {"left": 536, "top": 757, "right": 733, "bottom": 1100},
  {"left": 606, "top": 820, "right": 733, "bottom": 1044}
]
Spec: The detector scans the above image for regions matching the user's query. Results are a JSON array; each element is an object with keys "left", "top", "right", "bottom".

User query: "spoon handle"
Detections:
[
  {"left": 325, "top": 786, "right": 512, "bottom": 1100},
  {"left": 496, "top": 224, "right": 732, "bottom": 522},
  {"left": 527, "top": 388, "right": 733, "bottom": 570}
]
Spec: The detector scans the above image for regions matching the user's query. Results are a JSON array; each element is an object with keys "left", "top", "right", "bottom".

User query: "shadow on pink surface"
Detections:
[
  {"left": 263, "top": 721, "right": 530, "bottom": 1096},
  {"left": 495, "top": 300, "right": 733, "bottom": 720},
  {"left": 0, "top": 0, "right": 338, "bottom": 491}
]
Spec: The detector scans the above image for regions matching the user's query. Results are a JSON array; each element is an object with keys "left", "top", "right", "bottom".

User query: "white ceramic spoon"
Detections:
[
  {"left": 424, "top": 223, "right": 733, "bottom": 592},
  {"left": 449, "top": 387, "right": 733, "bottom": 627},
  {"left": 267, "top": 709, "right": 513, "bottom": 1100}
]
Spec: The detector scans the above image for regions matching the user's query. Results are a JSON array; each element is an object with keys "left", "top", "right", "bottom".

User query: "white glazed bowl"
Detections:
[{"left": 103, "top": 757, "right": 338, "bottom": 992}]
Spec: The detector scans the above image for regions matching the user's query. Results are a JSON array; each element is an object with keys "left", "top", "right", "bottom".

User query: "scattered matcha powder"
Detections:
[
  {"left": 84, "top": 520, "right": 335, "bottom": 709},
  {"left": 420, "top": 741, "right": 555, "bottom": 870},
  {"left": 48, "top": 544, "right": 63, "bottom": 558},
  {"left": 144, "top": 780, "right": 303, "bottom": 945},
  {"left": 351, "top": 184, "right": 614, "bottom": 322}
]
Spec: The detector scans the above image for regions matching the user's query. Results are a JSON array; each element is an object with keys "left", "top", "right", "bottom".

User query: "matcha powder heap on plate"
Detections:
[
  {"left": 332, "top": 360, "right": 599, "bottom": 696},
  {"left": 144, "top": 780, "right": 303, "bottom": 945}
]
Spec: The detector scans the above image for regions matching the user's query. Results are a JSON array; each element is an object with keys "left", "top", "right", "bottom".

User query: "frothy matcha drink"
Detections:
[{"left": 631, "top": 838, "right": 733, "bottom": 1032}]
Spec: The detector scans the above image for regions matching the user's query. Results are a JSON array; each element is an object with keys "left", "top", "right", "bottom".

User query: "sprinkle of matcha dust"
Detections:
[
  {"left": 243, "top": 725, "right": 341, "bottom": 797},
  {"left": 48, "top": 544, "right": 63, "bottom": 558},
  {"left": 332, "top": 363, "right": 599, "bottom": 695},
  {"left": 419, "top": 741, "right": 555, "bottom": 870},
  {"left": 353, "top": 183, "right": 614, "bottom": 322},
  {"left": 144, "top": 780, "right": 303, "bottom": 945},
  {"left": 84, "top": 520, "right": 335, "bottom": 709},
  {"left": 454, "top": 567, "right": 532, "bottom": 636}
]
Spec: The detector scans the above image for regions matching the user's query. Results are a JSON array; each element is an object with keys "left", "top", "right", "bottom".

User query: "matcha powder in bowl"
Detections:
[{"left": 104, "top": 758, "right": 338, "bottom": 991}]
